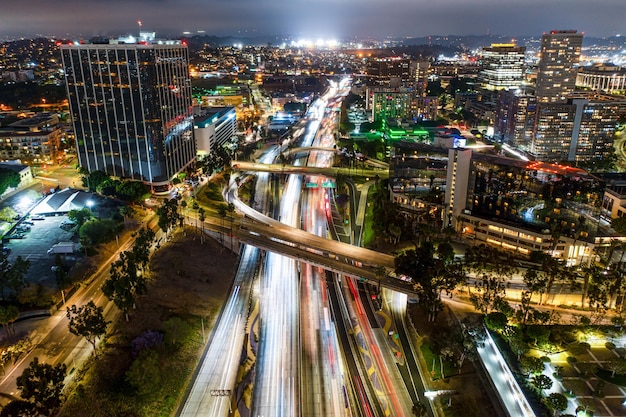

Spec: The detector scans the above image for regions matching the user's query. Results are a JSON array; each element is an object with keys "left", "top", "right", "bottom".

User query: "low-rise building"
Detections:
[
  {"left": 194, "top": 107, "right": 237, "bottom": 159},
  {"left": 445, "top": 149, "right": 604, "bottom": 265}
]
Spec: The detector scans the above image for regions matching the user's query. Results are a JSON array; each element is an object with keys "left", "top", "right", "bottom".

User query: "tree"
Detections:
[
  {"left": 227, "top": 202, "right": 235, "bottom": 250},
  {"left": 604, "top": 357, "right": 626, "bottom": 377},
  {"left": 523, "top": 268, "right": 549, "bottom": 304},
  {"left": 115, "top": 180, "right": 150, "bottom": 202},
  {"left": 611, "top": 216, "right": 626, "bottom": 235},
  {"left": 156, "top": 198, "right": 180, "bottom": 238},
  {"left": 125, "top": 349, "right": 162, "bottom": 397},
  {"left": 0, "top": 399, "right": 38, "bottom": 417},
  {"left": 67, "top": 207, "right": 92, "bottom": 227},
  {"left": 531, "top": 374, "right": 553, "bottom": 396},
  {"left": 526, "top": 325, "right": 551, "bottom": 346},
  {"left": 53, "top": 254, "right": 70, "bottom": 289},
  {"left": 0, "top": 167, "right": 21, "bottom": 195},
  {"left": 16, "top": 357, "right": 66, "bottom": 416},
  {"left": 118, "top": 205, "right": 136, "bottom": 222},
  {"left": 198, "top": 207, "right": 206, "bottom": 242},
  {"left": 217, "top": 203, "right": 228, "bottom": 243},
  {"left": 82, "top": 170, "right": 110, "bottom": 192},
  {"left": 395, "top": 244, "right": 465, "bottom": 321},
  {"left": 0, "top": 304, "right": 19, "bottom": 338},
  {"left": 520, "top": 355, "right": 545, "bottom": 375},
  {"left": 544, "top": 392, "right": 568, "bottom": 417},
  {"left": 78, "top": 218, "right": 122, "bottom": 245},
  {"left": 465, "top": 244, "right": 516, "bottom": 313},
  {"left": 132, "top": 227, "right": 155, "bottom": 271},
  {"left": 0, "top": 253, "right": 30, "bottom": 300},
  {"left": 484, "top": 311, "right": 508, "bottom": 331},
  {"left": 102, "top": 251, "right": 144, "bottom": 321},
  {"left": 509, "top": 334, "right": 529, "bottom": 360},
  {"left": 66, "top": 301, "right": 109, "bottom": 357},
  {"left": 437, "top": 241, "right": 455, "bottom": 265}
]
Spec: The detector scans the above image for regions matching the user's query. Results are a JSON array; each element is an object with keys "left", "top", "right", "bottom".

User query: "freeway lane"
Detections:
[
  {"left": 177, "top": 245, "right": 259, "bottom": 417},
  {"left": 251, "top": 96, "right": 329, "bottom": 417},
  {"left": 299, "top": 99, "right": 350, "bottom": 417}
]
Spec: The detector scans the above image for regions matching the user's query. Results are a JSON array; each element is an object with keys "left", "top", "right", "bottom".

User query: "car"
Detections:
[
  {"left": 1, "top": 247, "right": 10, "bottom": 255},
  {"left": 7, "top": 233, "right": 24, "bottom": 239},
  {"left": 22, "top": 221, "right": 34, "bottom": 226},
  {"left": 31, "top": 215, "right": 45, "bottom": 221},
  {"left": 51, "top": 265, "right": 61, "bottom": 272}
]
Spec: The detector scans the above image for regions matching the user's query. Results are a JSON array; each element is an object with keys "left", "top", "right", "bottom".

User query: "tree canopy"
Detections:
[
  {"left": 16, "top": 357, "right": 66, "bottom": 416},
  {"left": 66, "top": 301, "right": 109, "bottom": 356},
  {"left": 0, "top": 167, "right": 21, "bottom": 196},
  {"left": 395, "top": 243, "right": 465, "bottom": 321}
]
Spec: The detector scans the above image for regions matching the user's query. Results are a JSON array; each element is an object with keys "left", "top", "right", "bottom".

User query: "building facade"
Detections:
[
  {"left": 529, "top": 93, "right": 626, "bottom": 162},
  {"left": 445, "top": 149, "right": 604, "bottom": 265},
  {"left": 0, "top": 112, "right": 62, "bottom": 163},
  {"left": 193, "top": 107, "right": 237, "bottom": 158},
  {"left": 61, "top": 35, "right": 195, "bottom": 186},
  {"left": 494, "top": 90, "right": 536, "bottom": 149},
  {"left": 577, "top": 64, "right": 626, "bottom": 94},
  {"left": 535, "top": 30, "right": 583, "bottom": 103},
  {"left": 479, "top": 44, "right": 526, "bottom": 91}
]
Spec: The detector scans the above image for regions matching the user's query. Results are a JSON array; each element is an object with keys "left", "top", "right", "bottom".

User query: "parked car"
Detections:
[
  {"left": 1, "top": 247, "right": 10, "bottom": 255},
  {"left": 31, "top": 215, "right": 45, "bottom": 221},
  {"left": 7, "top": 233, "right": 24, "bottom": 239}
]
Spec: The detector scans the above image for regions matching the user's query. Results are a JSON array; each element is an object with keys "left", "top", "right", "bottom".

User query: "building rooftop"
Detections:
[{"left": 194, "top": 107, "right": 235, "bottom": 127}]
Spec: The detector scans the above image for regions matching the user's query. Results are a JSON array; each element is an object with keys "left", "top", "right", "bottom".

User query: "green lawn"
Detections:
[
  {"left": 362, "top": 189, "right": 376, "bottom": 248},
  {"left": 419, "top": 339, "right": 456, "bottom": 380}
]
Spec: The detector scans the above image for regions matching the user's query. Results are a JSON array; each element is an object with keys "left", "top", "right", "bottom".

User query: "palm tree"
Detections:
[
  {"left": 198, "top": 208, "right": 205, "bottom": 243},
  {"left": 412, "top": 401, "right": 427, "bottom": 417},
  {"left": 531, "top": 374, "right": 553, "bottom": 396},
  {"left": 192, "top": 201, "right": 199, "bottom": 232},
  {"left": 227, "top": 202, "right": 235, "bottom": 251},
  {"left": 217, "top": 204, "right": 228, "bottom": 244}
]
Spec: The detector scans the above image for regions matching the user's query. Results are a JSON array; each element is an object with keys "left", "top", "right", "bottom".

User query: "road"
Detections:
[
  {"left": 251, "top": 96, "right": 330, "bottom": 417},
  {"left": 0, "top": 227, "right": 139, "bottom": 405},
  {"left": 299, "top": 99, "right": 350, "bottom": 417},
  {"left": 178, "top": 245, "right": 259, "bottom": 417}
]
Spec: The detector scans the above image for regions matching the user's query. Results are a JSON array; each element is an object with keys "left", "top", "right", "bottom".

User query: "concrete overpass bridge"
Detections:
[
  {"left": 231, "top": 161, "right": 389, "bottom": 179},
  {"left": 194, "top": 214, "right": 417, "bottom": 297}
]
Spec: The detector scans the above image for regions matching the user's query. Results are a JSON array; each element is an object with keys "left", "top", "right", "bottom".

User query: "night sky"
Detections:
[{"left": 0, "top": 0, "right": 623, "bottom": 39}]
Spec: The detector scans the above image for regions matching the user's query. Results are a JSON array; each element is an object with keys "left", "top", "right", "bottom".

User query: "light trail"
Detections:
[{"left": 178, "top": 245, "right": 259, "bottom": 417}]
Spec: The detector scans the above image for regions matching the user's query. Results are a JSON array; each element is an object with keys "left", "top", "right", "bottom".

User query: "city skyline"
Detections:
[{"left": 1, "top": 0, "right": 624, "bottom": 40}]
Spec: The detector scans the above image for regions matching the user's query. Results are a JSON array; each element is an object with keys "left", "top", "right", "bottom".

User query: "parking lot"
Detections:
[{"left": 4, "top": 215, "right": 79, "bottom": 289}]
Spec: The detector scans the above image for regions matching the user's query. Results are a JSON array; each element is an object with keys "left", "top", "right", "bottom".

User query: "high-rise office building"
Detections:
[
  {"left": 479, "top": 44, "right": 526, "bottom": 91},
  {"left": 529, "top": 93, "right": 626, "bottom": 162},
  {"left": 493, "top": 90, "right": 536, "bottom": 149},
  {"left": 535, "top": 30, "right": 583, "bottom": 103},
  {"left": 61, "top": 34, "right": 196, "bottom": 187}
]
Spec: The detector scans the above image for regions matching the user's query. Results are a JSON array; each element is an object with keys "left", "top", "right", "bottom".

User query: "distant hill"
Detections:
[{"left": 402, "top": 34, "right": 626, "bottom": 50}]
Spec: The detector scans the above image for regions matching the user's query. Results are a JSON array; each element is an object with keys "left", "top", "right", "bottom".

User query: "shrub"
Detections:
[
  {"left": 130, "top": 330, "right": 163, "bottom": 358},
  {"left": 567, "top": 356, "right": 578, "bottom": 364},
  {"left": 541, "top": 356, "right": 551, "bottom": 363},
  {"left": 605, "top": 342, "right": 616, "bottom": 350}
]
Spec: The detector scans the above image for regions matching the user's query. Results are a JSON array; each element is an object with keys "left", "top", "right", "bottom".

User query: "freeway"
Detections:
[
  {"left": 252, "top": 94, "right": 330, "bottom": 417},
  {"left": 177, "top": 245, "right": 259, "bottom": 417},
  {"left": 299, "top": 104, "right": 348, "bottom": 417}
]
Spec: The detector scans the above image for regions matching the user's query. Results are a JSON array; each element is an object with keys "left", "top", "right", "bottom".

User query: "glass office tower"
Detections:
[{"left": 61, "top": 37, "right": 195, "bottom": 187}]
